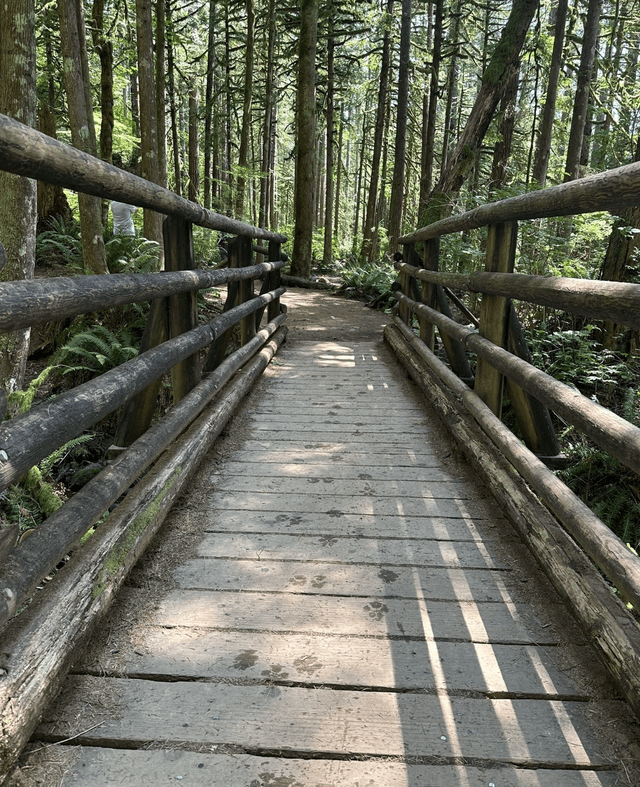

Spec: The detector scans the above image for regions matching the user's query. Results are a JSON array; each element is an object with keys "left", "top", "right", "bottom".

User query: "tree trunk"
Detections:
[
  {"left": 419, "top": 0, "right": 442, "bottom": 214},
  {"left": 360, "top": 0, "right": 393, "bottom": 262},
  {"left": 203, "top": 0, "right": 216, "bottom": 209},
  {"left": 36, "top": 24, "right": 71, "bottom": 233},
  {"left": 155, "top": 0, "right": 167, "bottom": 188},
  {"left": 188, "top": 86, "right": 200, "bottom": 203},
  {"left": 322, "top": 34, "right": 335, "bottom": 265},
  {"left": 563, "top": 0, "right": 602, "bottom": 182},
  {"left": 136, "top": 0, "right": 164, "bottom": 254},
  {"left": 259, "top": 0, "right": 276, "bottom": 229},
  {"left": 532, "top": 0, "right": 568, "bottom": 185},
  {"left": 424, "top": 0, "right": 539, "bottom": 225},
  {"left": 291, "top": 0, "right": 319, "bottom": 277},
  {"left": 235, "top": 0, "right": 254, "bottom": 219},
  {"left": 387, "top": 0, "right": 412, "bottom": 255},
  {"left": 333, "top": 109, "right": 343, "bottom": 239},
  {"left": 489, "top": 68, "right": 520, "bottom": 191},
  {"left": 58, "top": 0, "right": 107, "bottom": 275},
  {"left": 0, "top": 0, "right": 36, "bottom": 391},
  {"left": 166, "top": 0, "right": 181, "bottom": 195}
]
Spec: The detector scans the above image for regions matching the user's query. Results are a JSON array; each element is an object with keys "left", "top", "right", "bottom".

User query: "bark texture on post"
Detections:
[
  {"left": 57, "top": 0, "right": 108, "bottom": 275},
  {"left": 291, "top": 0, "right": 319, "bottom": 277},
  {"left": 0, "top": 0, "right": 37, "bottom": 392}
]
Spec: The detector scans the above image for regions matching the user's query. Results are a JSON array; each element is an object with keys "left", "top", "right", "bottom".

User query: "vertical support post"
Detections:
[
  {"left": 237, "top": 234, "right": 256, "bottom": 345},
  {"left": 164, "top": 215, "right": 200, "bottom": 403},
  {"left": 398, "top": 248, "right": 412, "bottom": 327},
  {"left": 474, "top": 222, "right": 517, "bottom": 417},
  {"left": 267, "top": 240, "right": 282, "bottom": 322},
  {"left": 419, "top": 239, "right": 439, "bottom": 351},
  {"left": 114, "top": 291, "right": 169, "bottom": 446}
]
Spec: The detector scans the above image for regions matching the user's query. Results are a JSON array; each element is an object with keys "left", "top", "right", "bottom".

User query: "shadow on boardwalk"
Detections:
[{"left": 9, "top": 289, "right": 638, "bottom": 787}]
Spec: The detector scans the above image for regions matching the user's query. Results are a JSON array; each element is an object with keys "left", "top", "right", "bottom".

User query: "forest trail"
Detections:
[{"left": 11, "top": 290, "right": 628, "bottom": 786}]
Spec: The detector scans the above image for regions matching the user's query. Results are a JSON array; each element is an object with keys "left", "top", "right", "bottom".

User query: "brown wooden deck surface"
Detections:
[{"left": 13, "top": 294, "right": 622, "bottom": 786}]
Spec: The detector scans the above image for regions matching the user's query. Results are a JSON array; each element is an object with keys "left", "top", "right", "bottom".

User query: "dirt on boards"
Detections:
[{"left": 8, "top": 289, "right": 640, "bottom": 786}]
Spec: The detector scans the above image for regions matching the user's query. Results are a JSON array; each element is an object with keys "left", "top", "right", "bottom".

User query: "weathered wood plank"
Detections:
[
  {"left": 48, "top": 748, "right": 619, "bottom": 786},
  {"left": 174, "top": 558, "right": 510, "bottom": 600},
  {"left": 36, "top": 676, "right": 605, "bottom": 766},
  {"left": 214, "top": 476, "right": 476, "bottom": 500},
  {"left": 154, "top": 590, "right": 555, "bottom": 643},
  {"left": 204, "top": 510, "right": 509, "bottom": 540},
  {"left": 195, "top": 533, "right": 507, "bottom": 569},
  {"left": 85, "top": 627, "right": 581, "bottom": 696},
  {"left": 208, "top": 491, "right": 495, "bottom": 519},
  {"left": 215, "top": 460, "right": 468, "bottom": 482},
  {"left": 230, "top": 444, "right": 442, "bottom": 462}
]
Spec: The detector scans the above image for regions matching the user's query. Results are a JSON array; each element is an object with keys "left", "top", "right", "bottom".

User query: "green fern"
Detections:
[
  {"left": 104, "top": 235, "right": 160, "bottom": 273},
  {"left": 55, "top": 324, "right": 138, "bottom": 375},
  {"left": 7, "top": 364, "right": 58, "bottom": 416}
]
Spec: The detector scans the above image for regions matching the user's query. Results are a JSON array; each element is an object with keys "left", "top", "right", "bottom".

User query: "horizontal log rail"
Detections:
[
  {"left": 0, "top": 315, "right": 287, "bottom": 626},
  {"left": 0, "top": 286, "right": 285, "bottom": 491},
  {"left": 0, "top": 111, "right": 290, "bottom": 779},
  {"left": 394, "top": 290, "right": 640, "bottom": 475},
  {"left": 390, "top": 170, "right": 640, "bottom": 721},
  {"left": 396, "top": 262, "right": 640, "bottom": 331},
  {"left": 399, "top": 159, "right": 640, "bottom": 244},
  {"left": 0, "top": 261, "right": 284, "bottom": 332},
  {"left": 0, "top": 114, "right": 285, "bottom": 242}
]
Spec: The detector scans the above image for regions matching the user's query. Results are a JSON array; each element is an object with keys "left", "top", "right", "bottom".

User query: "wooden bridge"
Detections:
[{"left": 1, "top": 115, "right": 640, "bottom": 785}]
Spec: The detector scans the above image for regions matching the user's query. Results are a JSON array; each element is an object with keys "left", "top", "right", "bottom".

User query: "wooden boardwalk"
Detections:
[{"left": 14, "top": 297, "right": 622, "bottom": 785}]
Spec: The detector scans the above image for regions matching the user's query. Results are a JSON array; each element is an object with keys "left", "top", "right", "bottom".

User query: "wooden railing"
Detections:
[
  {"left": 0, "top": 114, "right": 287, "bottom": 771},
  {"left": 387, "top": 162, "right": 640, "bottom": 719}
]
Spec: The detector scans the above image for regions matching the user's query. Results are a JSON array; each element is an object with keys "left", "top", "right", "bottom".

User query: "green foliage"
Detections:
[
  {"left": 7, "top": 364, "right": 57, "bottom": 416},
  {"left": 333, "top": 258, "right": 396, "bottom": 306},
  {"left": 560, "top": 390, "right": 640, "bottom": 552},
  {"left": 36, "top": 215, "right": 83, "bottom": 269},
  {"left": 528, "top": 324, "right": 634, "bottom": 399},
  {"left": 55, "top": 324, "right": 138, "bottom": 377},
  {"left": 104, "top": 235, "right": 160, "bottom": 273}
]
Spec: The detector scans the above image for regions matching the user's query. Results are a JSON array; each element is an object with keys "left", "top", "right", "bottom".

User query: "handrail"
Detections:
[
  {"left": 396, "top": 263, "right": 640, "bottom": 331},
  {"left": 0, "top": 261, "right": 282, "bottom": 332},
  {"left": 389, "top": 166, "right": 640, "bottom": 721},
  {"left": 399, "top": 158, "right": 640, "bottom": 244},
  {"left": 0, "top": 114, "right": 286, "bottom": 242}
]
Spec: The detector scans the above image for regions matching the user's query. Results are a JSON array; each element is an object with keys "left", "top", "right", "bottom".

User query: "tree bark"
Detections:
[
  {"left": 322, "top": 33, "right": 335, "bottom": 265},
  {"left": 387, "top": 0, "right": 412, "bottom": 255},
  {"left": 423, "top": 0, "right": 539, "bottom": 225},
  {"left": 0, "top": 0, "right": 37, "bottom": 391},
  {"left": 155, "top": 0, "right": 167, "bottom": 188},
  {"left": 291, "top": 0, "right": 319, "bottom": 277},
  {"left": 58, "top": 0, "right": 108, "bottom": 274},
  {"left": 259, "top": 0, "right": 276, "bottom": 229},
  {"left": 235, "top": 0, "right": 254, "bottom": 219},
  {"left": 136, "top": 0, "right": 164, "bottom": 253},
  {"left": 203, "top": 0, "right": 217, "bottom": 209},
  {"left": 419, "top": 0, "right": 442, "bottom": 214},
  {"left": 563, "top": 0, "right": 602, "bottom": 182},
  {"left": 532, "top": 0, "right": 568, "bottom": 185},
  {"left": 188, "top": 85, "right": 200, "bottom": 203}
]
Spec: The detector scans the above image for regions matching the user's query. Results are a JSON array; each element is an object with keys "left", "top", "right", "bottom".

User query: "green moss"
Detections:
[
  {"left": 92, "top": 467, "right": 181, "bottom": 598},
  {"left": 22, "top": 466, "right": 63, "bottom": 517}
]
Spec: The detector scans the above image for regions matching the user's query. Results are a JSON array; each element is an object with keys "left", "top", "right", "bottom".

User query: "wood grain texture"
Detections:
[
  {"left": 37, "top": 675, "right": 606, "bottom": 766},
  {"left": 57, "top": 747, "right": 620, "bottom": 786}
]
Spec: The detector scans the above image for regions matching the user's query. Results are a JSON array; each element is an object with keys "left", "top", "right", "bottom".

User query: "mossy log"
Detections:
[
  {"left": 0, "top": 315, "right": 287, "bottom": 625},
  {"left": 0, "top": 326, "right": 287, "bottom": 781}
]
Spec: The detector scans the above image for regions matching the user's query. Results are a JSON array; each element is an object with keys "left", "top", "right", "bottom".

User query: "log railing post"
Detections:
[
  {"left": 474, "top": 222, "right": 516, "bottom": 416},
  {"left": 398, "top": 248, "right": 413, "bottom": 327},
  {"left": 164, "top": 215, "right": 201, "bottom": 403},
  {"left": 237, "top": 235, "right": 256, "bottom": 345},
  {"left": 267, "top": 240, "right": 282, "bottom": 322}
]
